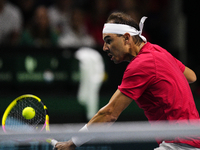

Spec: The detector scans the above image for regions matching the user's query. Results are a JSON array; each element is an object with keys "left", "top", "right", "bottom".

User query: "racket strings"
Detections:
[{"left": 6, "top": 97, "right": 46, "bottom": 133}]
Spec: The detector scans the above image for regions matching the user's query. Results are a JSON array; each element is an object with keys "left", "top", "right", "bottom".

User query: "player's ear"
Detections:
[{"left": 123, "top": 33, "right": 131, "bottom": 45}]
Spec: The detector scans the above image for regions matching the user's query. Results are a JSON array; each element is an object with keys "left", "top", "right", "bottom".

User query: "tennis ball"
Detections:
[{"left": 22, "top": 107, "right": 35, "bottom": 120}]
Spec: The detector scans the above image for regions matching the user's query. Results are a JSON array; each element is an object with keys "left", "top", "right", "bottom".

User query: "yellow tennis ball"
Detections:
[{"left": 22, "top": 107, "right": 35, "bottom": 120}]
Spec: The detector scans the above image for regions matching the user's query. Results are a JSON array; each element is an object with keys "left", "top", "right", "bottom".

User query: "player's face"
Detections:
[{"left": 103, "top": 33, "right": 129, "bottom": 64}]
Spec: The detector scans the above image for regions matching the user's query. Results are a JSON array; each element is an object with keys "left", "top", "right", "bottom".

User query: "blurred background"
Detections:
[{"left": 0, "top": 0, "right": 200, "bottom": 124}]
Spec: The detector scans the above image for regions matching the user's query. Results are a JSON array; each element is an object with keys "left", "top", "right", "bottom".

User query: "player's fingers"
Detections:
[
  {"left": 54, "top": 142, "right": 64, "bottom": 150},
  {"left": 55, "top": 142, "right": 75, "bottom": 150},
  {"left": 54, "top": 142, "right": 59, "bottom": 149}
]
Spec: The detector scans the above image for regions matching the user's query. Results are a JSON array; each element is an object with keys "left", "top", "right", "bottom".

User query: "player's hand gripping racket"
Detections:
[
  {"left": 46, "top": 138, "right": 58, "bottom": 150},
  {"left": 2, "top": 94, "right": 50, "bottom": 133}
]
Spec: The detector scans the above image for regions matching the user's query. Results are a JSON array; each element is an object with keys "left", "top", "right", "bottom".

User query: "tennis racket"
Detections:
[{"left": 2, "top": 94, "right": 50, "bottom": 133}]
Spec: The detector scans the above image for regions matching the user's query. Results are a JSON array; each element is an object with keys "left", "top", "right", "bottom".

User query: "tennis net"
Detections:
[{"left": 0, "top": 121, "right": 200, "bottom": 150}]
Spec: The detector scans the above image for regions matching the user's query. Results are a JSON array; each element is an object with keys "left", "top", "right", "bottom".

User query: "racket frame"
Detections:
[{"left": 2, "top": 94, "right": 50, "bottom": 133}]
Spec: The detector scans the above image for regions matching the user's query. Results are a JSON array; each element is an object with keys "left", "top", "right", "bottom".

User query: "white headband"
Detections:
[{"left": 103, "top": 16, "right": 147, "bottom": 42}]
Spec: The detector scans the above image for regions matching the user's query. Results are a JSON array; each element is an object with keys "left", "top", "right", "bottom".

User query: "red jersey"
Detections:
[{"left": 118, "top": 42, "right": 200, "bottom": 147}]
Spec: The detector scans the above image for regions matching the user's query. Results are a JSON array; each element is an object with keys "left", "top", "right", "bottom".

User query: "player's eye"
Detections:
[{"left": 105, "top": 39, "right": 112, "bottom": 44}]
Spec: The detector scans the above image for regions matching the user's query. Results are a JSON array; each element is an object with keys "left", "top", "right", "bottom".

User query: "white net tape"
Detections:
[{"left": 1, "top": 121, "right": 200, "bottom": 146}]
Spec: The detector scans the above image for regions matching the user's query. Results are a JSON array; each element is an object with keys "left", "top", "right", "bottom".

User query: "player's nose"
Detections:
[{"left": 103, "top": 43, "right": 109, "bottom": 51}]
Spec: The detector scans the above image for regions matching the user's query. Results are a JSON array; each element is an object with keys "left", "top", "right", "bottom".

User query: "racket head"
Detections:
[{"left": 2, "top": 94, "right": 50, "bottom": 133}]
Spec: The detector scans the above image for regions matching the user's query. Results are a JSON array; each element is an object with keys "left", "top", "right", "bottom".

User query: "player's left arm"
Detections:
[
  {"left": 174, "top": 57, "right": 197, "bottom": 83},
  {"left": 184, "top": 66, "right": 197, "bottom": 83}
]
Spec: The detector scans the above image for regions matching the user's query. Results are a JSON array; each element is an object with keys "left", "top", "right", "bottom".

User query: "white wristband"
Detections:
[{"left": 71, "top": 124, "right": 93, "bottom": 147}]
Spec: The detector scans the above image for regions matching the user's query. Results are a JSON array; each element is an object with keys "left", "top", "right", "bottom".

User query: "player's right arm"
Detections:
[
  {"left": 88, "top": 89, "right": 133, "bottom": 125},
  {"left": 55, "top": 89, "right": 133, "bottom": 150},
  {"left": 184, "top": 66, "right": 197, "bottom": 83}
]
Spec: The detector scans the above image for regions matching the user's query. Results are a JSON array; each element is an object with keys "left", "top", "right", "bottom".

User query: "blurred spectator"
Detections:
[
  {"left": 0, "top": 0, "right": 22, "bottom": 46},
  {"left": 139, "top": 0, "right": 170, "bottom": 49},
  {"left": 118, "top": 0, "right": 140, "bottom": 21},
  {"left": 119, "top": 0, "right": 137, "bottom": 11},
  {"left": 37, "top": 0, "right": 54, "bottom": 7},
  {"left": 15, "top": 0, "right": 38, "bottom": 28},
  {"left": 19, "top": 6, "right": 58, "bottom": 48},
  {"left": 48, "top": 0, "right": 72, "bottom": 35},
  {"left": 58, "top": 7, "right": 96, "bottom": 48},
  {"left": 85, "top": 0, "right": 110, "bottom": 47}
]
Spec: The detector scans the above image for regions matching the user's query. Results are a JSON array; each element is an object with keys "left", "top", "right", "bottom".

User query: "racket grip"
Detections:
[
  {"left": 51, "top": 139, "right": 58, "bottom": 146},
  {"left": 46, "top": 138, "right": 58, "bottom": 150}
]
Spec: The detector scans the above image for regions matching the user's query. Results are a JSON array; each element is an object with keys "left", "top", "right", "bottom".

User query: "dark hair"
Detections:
[{"left": 106, "top": 12, "right": 143, "bottom": 45}]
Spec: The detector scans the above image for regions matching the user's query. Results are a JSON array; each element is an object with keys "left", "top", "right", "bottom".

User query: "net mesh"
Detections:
[
  {"left": 4, "top": 97, "right": 46, "bottom": 133},
  {"left": 0, "top": 121, "right": 200, "bottom": 149}
]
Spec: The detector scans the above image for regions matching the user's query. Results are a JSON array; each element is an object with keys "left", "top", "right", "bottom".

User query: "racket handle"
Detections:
[
  {"left": 46, "top": 138, "right": 58, "bottom": 150},
  {"left": 51, "top": 139, "right": 58, "bottom": 146}
]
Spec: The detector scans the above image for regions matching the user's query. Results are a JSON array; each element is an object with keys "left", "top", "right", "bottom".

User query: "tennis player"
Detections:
[{"left": 55, "top": 12, "right": 200, "bottom": 150}]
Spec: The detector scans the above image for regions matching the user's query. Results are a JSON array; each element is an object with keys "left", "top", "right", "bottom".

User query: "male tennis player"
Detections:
[{"left": 55, "top": 12, "right": 200, "bottom": 150}]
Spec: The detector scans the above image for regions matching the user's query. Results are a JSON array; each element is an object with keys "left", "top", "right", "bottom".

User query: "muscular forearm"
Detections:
[
  {"left": 88, "top": 89, "right": 132, "bottom": 126},
  {"left": 88, "top": 106, "right": 118, "bottom": 126}
]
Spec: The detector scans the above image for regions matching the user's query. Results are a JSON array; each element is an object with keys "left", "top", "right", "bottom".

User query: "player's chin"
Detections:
[
  {"left": 113, "top": 60, "right": 122, "bottom": 64},
  {"left": 112, "top": 57, "right": 122, "bottom": 64}
]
